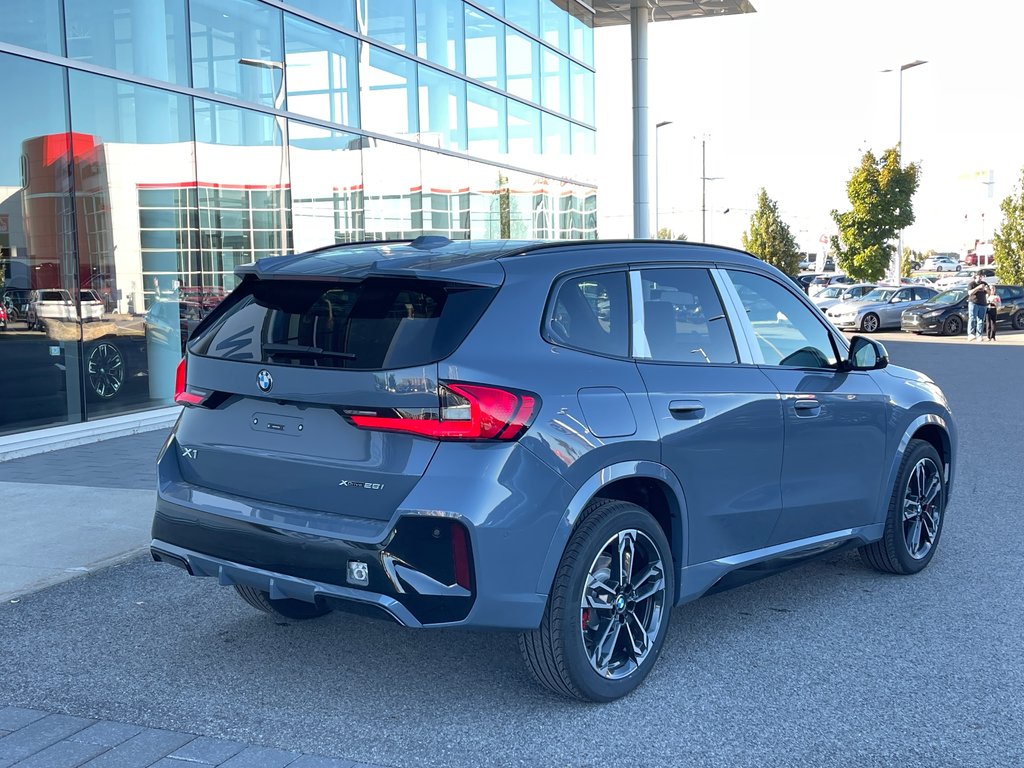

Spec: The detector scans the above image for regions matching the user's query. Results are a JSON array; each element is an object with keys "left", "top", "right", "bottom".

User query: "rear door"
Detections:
[
  {"left": 632, "top": 266, "right": 784, "bottom": 563},
  {"left": 177, "top": 275, "right": 497, "bottom": 521}
]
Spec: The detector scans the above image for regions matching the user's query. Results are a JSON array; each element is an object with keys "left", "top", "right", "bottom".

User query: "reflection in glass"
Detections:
[
  {"left": 541, "top": 1, "right": 569, "bottom": 53},
  {"left": 69, "top": 70, "right": 197, "bottom": 411},
  {"left": 64, "top": 0, "right": 189, "bottom": 85},
  {"left": 417, "top": 0, "right": 465, "bottom": 72},
  {"left": 506, "top": 1, "right": 539, "bottom": 36},
  {"left": 194, "top": 100, "right": 290, "bottom": 292},
  {"left": 467, "top": 85, "right": 506, "bottom": 158},
  {"left": 421, "top": 151, "right": 470, "bottom": 239},
  {"left": 543, "top": 112, "right": 570, "bottom": 156},
  {"left": 363, "top": 142, "right": 421, "bottom": 240},
  {"left": 285, "top": 14, "right": 360, "bottom": 127},
  {"left": 506, "top": 29, "right": 540, "bottom": 103},
  {"left": 0, "top": 0, "right": 63, "bottom": 54},
  {"left": 365, "top": 0, "right": 415, "bottom": 51},
  {"left": 190, "top": 0, "right": 284, "bottom": 108},
  {"left": 360, "top": 45, "right": 418, "bottom": 137},
  {"left": 570, "top": 62, "right": 595, "bottom": 124},
  {"left": 0, "top": 53, "right": 79, "bottom": 434},
  {"left": 464, "top": 7, "right": 505, "bottom": 90},
  {"left": 569, "top": 11, "right": 594, "bottom": 66},
  {"left": 541, "top": 49, "right": 569, "bottom": 115},
  {"left": 418, "top": 66, "right": 467, "bottom": 151},
  {"left": 286, "top": 0, "right": 356, "bottom": 31},
  {"left": 507, "top": 99, "right": 541, "bottom": 167},
  {"left": 288, "top": 121, "right": 364, "bottom": 251}
]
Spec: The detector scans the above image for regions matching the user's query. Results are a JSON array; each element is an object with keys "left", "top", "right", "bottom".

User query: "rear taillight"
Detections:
[
  {"left": 345, "top": 382, "right": 538, "bottom": 441},
  {"left": 173, "top": 357, "right": 208, "bottom": 407}
]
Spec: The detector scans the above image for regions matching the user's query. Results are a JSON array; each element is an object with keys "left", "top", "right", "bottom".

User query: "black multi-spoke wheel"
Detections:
[
  {"left": 942, "top": 315, "right": 963, "bottom": 337},
  {"left": 87, "top": 342, "right": 125, "bottom": 399},
  {"left": 519, "top": 499, "right": 674, "bottom": 701},
  {"left": 860, "top": 439, "right": 946, "bottom": 574}
]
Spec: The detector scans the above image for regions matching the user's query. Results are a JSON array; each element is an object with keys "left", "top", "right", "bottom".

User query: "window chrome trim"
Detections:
[
  {"left": 628, "top": 270, "right": 651, "bottom": 359},
  {"left": 712, "top": 268, "right": 761, "bottom": 364}
]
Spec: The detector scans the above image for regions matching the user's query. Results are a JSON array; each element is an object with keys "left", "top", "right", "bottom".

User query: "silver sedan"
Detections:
[{"left": 826, "top": 285, "right": 938, "bottom": 332}]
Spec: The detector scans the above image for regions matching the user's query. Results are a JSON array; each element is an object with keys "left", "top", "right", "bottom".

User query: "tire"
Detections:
[
  {"left": 860, "top": 313, "right": 880, "bottom": 333},
  {"left": 1013, "top": 311, "right": 1024, "bottom": 331},
  {"left": 233, "top": 584, "right": 332, "bottom": 620},
  {"left": 518, "top": 498, "right": 674, "bottom": 702},
  {"left": 859, "top": 439, "right": 945, "bottom": 575},
  {"left": 86, "top": 341, "right": 125, "bottom": 400},
  {"left": 942, "top": 315, "right": 963, "bottom": 337}
]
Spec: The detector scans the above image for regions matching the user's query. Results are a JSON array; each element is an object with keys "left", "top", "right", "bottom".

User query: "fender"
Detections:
[
  {"left": 534, "top": 460, "right": 689, "bottom": 601},
  {"left": 879, "top": 413, "right": 954, "bottom": 524}
]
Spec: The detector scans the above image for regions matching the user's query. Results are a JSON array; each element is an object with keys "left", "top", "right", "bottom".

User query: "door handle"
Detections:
[
  {"left": 793, "top": 399, "right": 821, "bottom": 415},
  {"left": 669, "top": 399, "right": 705, "bottom": 418}
]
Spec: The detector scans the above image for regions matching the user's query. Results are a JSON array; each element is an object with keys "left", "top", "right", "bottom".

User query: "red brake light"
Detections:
[
  {"left": 347, "top": 382, "right": 538, "bottom": 441},
  {"left": 173, "top": 357, "right": 206, "bottom": 406}
]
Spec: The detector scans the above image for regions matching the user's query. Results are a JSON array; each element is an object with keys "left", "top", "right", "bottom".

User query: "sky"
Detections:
[{"left": 592, "top": 0, "right": 1024, "bottom": 257}]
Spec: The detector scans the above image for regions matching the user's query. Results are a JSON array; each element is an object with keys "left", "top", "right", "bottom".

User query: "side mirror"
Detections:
[{"left": 846, "top": 335, "right": 889, "bottom": 371}]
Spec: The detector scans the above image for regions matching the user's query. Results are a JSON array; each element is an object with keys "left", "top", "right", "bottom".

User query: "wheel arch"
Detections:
[
  {"left": 535, "top": 461, "right": 688, "bottom": 603},
  {"left": 881, "top": 414, "right": 955, "bottom": 520}
]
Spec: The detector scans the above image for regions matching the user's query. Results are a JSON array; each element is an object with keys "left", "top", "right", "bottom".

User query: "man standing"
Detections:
[{"left": 966, "top": 279, "right": 988, "bottom": 341}]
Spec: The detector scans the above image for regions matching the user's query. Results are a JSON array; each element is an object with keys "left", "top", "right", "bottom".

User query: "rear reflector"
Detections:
[
  {"left": 346, "top": 382, "right": 538, "bottom": 441},
  {"left": 451, "top": 523, "right": 471, "bottom": 589}
]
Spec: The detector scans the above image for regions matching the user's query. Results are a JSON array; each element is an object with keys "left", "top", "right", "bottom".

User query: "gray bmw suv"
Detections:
[{"left": 152, "top": 238, "right": 957, "bottom": 702}]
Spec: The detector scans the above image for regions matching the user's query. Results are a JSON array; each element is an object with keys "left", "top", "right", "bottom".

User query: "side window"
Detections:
[
  {"left": 636, "top": 268, "right": 737, "bottom": 364},
  {"left": 727, "top": 270, "right": 837, "bottom": 369},
  {"left": 544, "top": 271, "right": 628, "bottom": 357}
]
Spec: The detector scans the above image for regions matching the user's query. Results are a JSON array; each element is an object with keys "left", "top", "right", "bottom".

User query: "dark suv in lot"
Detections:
[
  {"left": 153, "top": 238, "right": 957, "bottom": 701},
  {"left": 901, "top": 285, "right": 1024, "bottom": 335}
]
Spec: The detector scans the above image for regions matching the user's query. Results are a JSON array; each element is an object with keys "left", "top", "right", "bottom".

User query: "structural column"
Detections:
[{"left": 631, "top": 0, "right": 650, "bottom": 238}]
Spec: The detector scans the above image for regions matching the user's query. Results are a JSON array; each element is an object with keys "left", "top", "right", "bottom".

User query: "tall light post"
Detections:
[
  {"left": 883, "top": 59, "right": 927, "bottom": 280},
  {"left": 700, "top": 136, "right": 723, "bottom": 242},
  {"left": 655, "top": 120, "right": 673, "bottom": 236}
]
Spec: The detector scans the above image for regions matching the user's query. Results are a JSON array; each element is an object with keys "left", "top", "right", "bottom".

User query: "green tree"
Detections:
[
  {"left": 994, "top": 168, "right": 1024, "bottom": 284},
  {"left": 902, "top": 246, "right": 922, "bottom": 276},
  {"left": 656, "top": 227, "right": 688, "bottom": 241},
  {"left": 830, "top": 147, "right": 920, "bottom": 282},
  {"left": 741, "top": 188, "right": 800, "bottom": 276}
]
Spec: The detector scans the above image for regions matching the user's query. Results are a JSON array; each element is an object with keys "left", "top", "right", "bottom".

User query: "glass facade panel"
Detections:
[
  {"left": 64, "top": 0, "right": 189, "bottom": 85},
  {"left": 285, "top": 14, "right": 360, "bottom": 127},
  {"left": 540, "top": 1, "right": 569, "bottom": 53},
  {"left": 570, "top": 62, "right": 595, "bottom": 124},
  {"left": 366, "top": 0, "right": 415, "bottom": 52},
  {"left": 467, "top": 85, "right": 505, "bottom": 158},
  {"left": 473, "top": 0, "right": 504, "bottom": 14},
  {"left": 362, "top": 142, "right": 421, "bottom": 240},
  {"left": 285, "top": 0, "right": 356, "bottom": 31},
  {"left": 541, "top": 48, "right": 569, "bottom": 115},
  {"left": 569, "top": 12, "right": 594, "bottom": 66},
  {"left": 542, "top": 112, "right": 570, "bottom": 156},
  {"left": 505, "top": 29, "right": 540, "bottom": 103},
  {"left": 360, "top": 44, "right": 418, "bottom": 137},
  {"left": 464, "top": 7, "right": 505, "bottom": 89},
  {"left": 190, "top": 0, "right": 285, "bottom": 109},
  {"left": 505, "top": 1, "right": 539, "bottom": 36},
  {"left": 0, "top": 53, "right": 79, "bottom": 435},
  {"left": 288, "top": 121, "right": 364, "bottom": 250},
  {"left": 507, "top": 99, "right": 540, "bottom": 167},
  {"left": 0, "top": 0, "right": 63, "bottom": 55},
  {"left": 418, "top": 66, "right": 467, "bottom": 152},
  {"left": 417, "top": 0, "right": 465, "bottom": 73},
  {"left": 194, "top": 99, "right": 290, "bottom": 293},
  {"left": 69, "top": 70, "right": 197, "bottom": 414},
  {"left": 421, "top": 151, "right": 470, "bottom": 239}
]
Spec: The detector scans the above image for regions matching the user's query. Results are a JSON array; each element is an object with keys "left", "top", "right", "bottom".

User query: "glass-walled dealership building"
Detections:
[{"left": 0, "top": 0, "right": 596, "bottom": 437}]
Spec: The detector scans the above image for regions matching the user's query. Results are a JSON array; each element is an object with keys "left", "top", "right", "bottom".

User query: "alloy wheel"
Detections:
[
  {"left": 862, "top": 314, "right": 879, "bottom": 333},
  {"left": 580, "top": 529, "right": 666, "bottom": 680},
  {"left": 87, "top": 342, "right": 125, "bottom": 399},
  {"left": 903, "top": 457, "right": 942, "bottom": 560}
]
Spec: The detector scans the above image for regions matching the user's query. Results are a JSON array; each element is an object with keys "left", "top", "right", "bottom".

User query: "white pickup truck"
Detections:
[{"left": 27, "top": 288, "right": 104, "bottom": 329}]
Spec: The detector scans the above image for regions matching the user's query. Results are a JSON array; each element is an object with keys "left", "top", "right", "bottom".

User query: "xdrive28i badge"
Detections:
[{"left": 256, "top": 369, "right": 273, "bottom": 392}]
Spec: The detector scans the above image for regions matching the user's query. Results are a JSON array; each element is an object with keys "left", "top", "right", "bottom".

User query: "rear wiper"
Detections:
[{"left": 263, "top": 343, "right": 356, "bottom": 360}]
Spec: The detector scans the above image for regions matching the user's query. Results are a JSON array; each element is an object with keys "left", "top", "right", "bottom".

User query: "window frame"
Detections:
[{"left": 719, "top": 266, "right": 849, "bottom": 370}]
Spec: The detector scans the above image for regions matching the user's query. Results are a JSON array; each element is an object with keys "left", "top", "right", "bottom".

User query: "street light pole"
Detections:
[
  {"left": 699, "top": 137, "right": 723, "bottom": 242},
  {"left": 884, "top": 59, "right": 927, "bottom": 281},
  {"left": 655, "top": 120, "right": 672, "bottom": 236}
]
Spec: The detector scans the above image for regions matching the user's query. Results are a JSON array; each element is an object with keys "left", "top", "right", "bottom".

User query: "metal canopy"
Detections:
[
  {"left": 587, "top": 0, "right": 756, "bottom": 238},
  {"left": 590, "top": 0, "right": 756, "bottom": 28}
]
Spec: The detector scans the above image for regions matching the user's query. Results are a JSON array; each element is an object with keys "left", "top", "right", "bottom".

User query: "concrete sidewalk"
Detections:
[{"left": 0, "top": 430, "right": 386, "bottom": 768}]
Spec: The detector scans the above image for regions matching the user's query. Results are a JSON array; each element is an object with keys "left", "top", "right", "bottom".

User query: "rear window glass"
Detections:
[
  {"left": 544, "top": 271, "right": 628, "bottom": 357},
  {"left": 190, "top": 278, "right": 496, "bottom": 370}
]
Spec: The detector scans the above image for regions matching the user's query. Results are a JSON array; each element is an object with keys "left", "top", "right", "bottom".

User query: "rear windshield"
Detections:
[{"left": 190, "top": 277, "right": 496, "bottom": 370}]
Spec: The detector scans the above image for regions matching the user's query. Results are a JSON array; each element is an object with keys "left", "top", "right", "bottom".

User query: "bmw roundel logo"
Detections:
[{"left": 256, "top": 369, "right": 273, "bottom": 392}]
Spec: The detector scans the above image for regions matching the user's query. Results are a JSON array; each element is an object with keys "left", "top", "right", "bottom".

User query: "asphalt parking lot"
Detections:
[{"left": 1, "top": 333, "right": 1022, "bottom": 768}]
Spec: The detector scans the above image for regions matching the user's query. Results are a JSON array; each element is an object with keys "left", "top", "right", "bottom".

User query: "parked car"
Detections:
[
  {"left": 935, "top": 267, "right": 999, "bottom": 291},
  {"left": 920, "top": 255, "right": 960, "bottom": 272},
  {"left": 811, "top": 283, "right": 877, "bottom": 312},
  {"left": 0, "top": 302, "right": 6, "bottom": 331},
  {"left": 144, "top": 299, "right": 208, "bottom": 355},
  {"left": 151, "top": 237, "right": 957, "bottom": 702},
  {"left": 2, "top": 289, "right": 31, "bottom": 321},
  {"left": 826, "top": 284, "right": 939, "bottom": 332},
  {"left": 808, "top": 273, "right": 854, "bottom": 296},
  {"left": 901, "top": 285, "right": 1024, "bottom": 336},
  {"left": 796, "top": 272, "right": 822, "bottom": 293}
]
